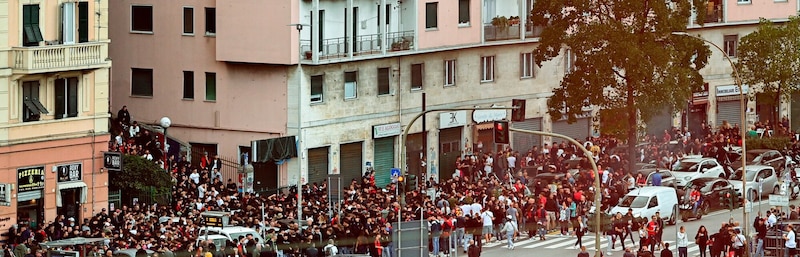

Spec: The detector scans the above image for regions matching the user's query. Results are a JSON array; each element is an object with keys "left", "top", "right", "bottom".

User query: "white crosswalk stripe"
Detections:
[{"left": 482, "top": 235, "right": 703, "bottom": 252}]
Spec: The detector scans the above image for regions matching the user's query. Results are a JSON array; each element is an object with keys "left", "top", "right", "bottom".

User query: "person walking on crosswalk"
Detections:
[{"left": 501, "top": 216, "right": 517, "bottom": 250}]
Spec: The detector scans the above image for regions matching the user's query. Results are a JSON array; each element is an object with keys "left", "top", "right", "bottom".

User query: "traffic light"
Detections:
[
  {"left": 494, "top": 121, "right": 510, "bottom": 144},
  {"left": 406, "top": 174, "right": 417, "bottom": 191},
  {"left": 724, "top": 190, "right": 739, "bottom": 210},
  {"left": 511, "top": 99, "right": 526, "bottom": 122}
]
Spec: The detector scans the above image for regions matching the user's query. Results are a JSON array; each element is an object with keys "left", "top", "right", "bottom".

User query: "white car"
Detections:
[
  {"left": 671, "top": 157, "right": 727, "bottom": 187},
  {"left": 731, "top": 165, "right": 779, "bottom": 201}
]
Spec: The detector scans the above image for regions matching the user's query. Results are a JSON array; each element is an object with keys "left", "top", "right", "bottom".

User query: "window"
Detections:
[
  {"left": 54, "top": 77, "right": 79, "bottom": 119},
  {"left": 22, "top": 5, "right": 43, "bottom": 46},
  {"left": 183, "top": 71, "right": 194, "bottom": 99},
  {"left": 724, "top": 35, "right": 738, "bottom": 57},
  {"left": 480, "top": 56, "right": 495, "bottom": 82},
  {"left": 737, "top": 0, "right": 751, "bottom": 3},
  {"left": 377, "top": 68, "right": 391, "bottom": 95},
  {"left": 458, "top": 0, "right": 470, "bottom": 25},
  {"left": 131, "top": 68, "right": 153, "bottom": 97},
  {"left": 205, "top": 72, "right": 216, "bottom": 101},
  {"left": 520, "top": 52, "right": 534, "bottom": 78},
  {"left": 425, "top": 2, "right": 438, "bottom": 29},
  {"left": 63, "top": 2, "right": 89, "bottom": 43},
  {"left": 411, "top": 63, "right": 424, "bottom": 90},
  {"left": 183, "top": 7, "right": 194, "bottom": 35},
  {"left": 444, "top": 59, "right": 456, "bottom": 86},
  {"left": 131, "top": 5, "right": 153, "bottom": 32},
  {"left": 205, "top": 7, "right": 216, "bottom": 35},
  {"left": 564, "top": 48, "right": 576, "bottom": 73},
  {"left": 344, "top": 71, "right": 358, "bottom": 99},
  {"left": 21, "top": 81, "right": 47, "bottom": 122},
  {"left": 310, "top": 75, "right": 324, "bottom": 103}
]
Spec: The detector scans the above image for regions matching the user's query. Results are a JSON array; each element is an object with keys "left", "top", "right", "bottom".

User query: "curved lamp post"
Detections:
[{"left": 159, "top": 117, "right": 172, "bottom": 169}]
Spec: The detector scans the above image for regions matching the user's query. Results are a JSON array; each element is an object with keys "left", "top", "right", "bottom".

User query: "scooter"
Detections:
[
  {"left": 783, "top": 156, "right": 800, "bottom": 200},
  {"left": 679, "top": 198, "right": 706, "bottom": 222}
]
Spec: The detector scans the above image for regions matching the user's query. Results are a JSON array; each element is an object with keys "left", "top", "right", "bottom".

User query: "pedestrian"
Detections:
[
  {"left": 677, "top": 226, "right": 688, "bottom": 257},
  {"left": 501, "top": 216, "right": 516, "bottom": 250},
  {"left": 695, "top": 225, "right": 709, "bottom": 257},
  {"left": 578, "top": 246, "right": 590, "bottom": 257},
  {"left": 753, "top": 218, "right": 766, "bottom": 257},
  {"left": 732, "top": 228, "right": 745, "bottom": 257},
  {"left": 662, "top": 243, "right": 673, "bottom": 257},
  {"left": 624, "top": 248, "right": 636, "bottom": 257},
  {"left": 467, "top": 240, "right": 480, "bottom": 257},
  {"left": 784, "top": 225, "right": 796, "bottom": 257}
]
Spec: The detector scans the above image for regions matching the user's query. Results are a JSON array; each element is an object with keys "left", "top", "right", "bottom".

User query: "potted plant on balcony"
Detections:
[
  {"left": 491, "top": 16, "right": 509, "bottom": 39},
  {"left": 391, "top": 38, "right": 411, "bottom": 51},
  {"left": 304, "top": 51, "right": 313, "bottom": 60},
  {"left": 508, "top": 16, "right": 520, "bottom": 26}
]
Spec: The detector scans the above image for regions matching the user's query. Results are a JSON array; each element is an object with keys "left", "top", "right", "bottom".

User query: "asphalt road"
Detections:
[{"left": 473, "top": 198, "right": 790, "bottom": 257}]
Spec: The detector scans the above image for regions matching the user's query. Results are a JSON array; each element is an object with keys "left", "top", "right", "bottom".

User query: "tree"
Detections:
[
  {"left": 736, "top": 16, "right": 800, "bottom": 126},
  {"left": 531, "top": 0, "right": 711, "bottom": 172},
  {"left": 110, "top": 155, "right": 173, "bottom": 202}
]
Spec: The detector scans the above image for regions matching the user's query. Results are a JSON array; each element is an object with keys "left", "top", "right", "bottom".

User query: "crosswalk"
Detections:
[{"left": 481, "top": 235, "right": 704, "bottom": 254}]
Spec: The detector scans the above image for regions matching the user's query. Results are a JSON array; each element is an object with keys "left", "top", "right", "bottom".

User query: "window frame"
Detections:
[
  {"left": 22, "top": 4, "right": 44, "bottom": 46},
  {"left": 425, "top": 2, "right": 438, "bottom": 29},
  {"left": 130, "top": 5, "right": 154, "bottom": 33},
  {"left": 480, "top": 56, "right": 495, "bottom": 83},
  {"left": 377, "top": 68, "right": 391, "bottom": 96},
  {"left": 520, "top": 52, "right": 534, "bottom": 79},
  {"left": 411, "top": 63, "right": 424, "bottom": 91},
  {"left": 182, "top": 7, "right": 194, "bottom": 35},
  {"left": 62, "top": 2, "right": 76, "bottom": 44},
  {"left": 205, "top": 72, "right": 217, "bottom": 101},
  {"left": 344, "top": 71, "right": 358, "bottom": 100},
  {"left": 458, "top": 0, "right": 470, "bottom": 25},
  {"left": 723, "top": 34, "right": 738, "bottom": 57},
  {"left": 183, "top": 71, "right": 194, "bottom": 100},
  {"left": 443, "top": 59, "right": 456, "bottom": 86},
  {"left": 131, "top": 68, "right": 154, "bottom": 97},
  {"left": 310, "top": 75, "right": 324, "bottom": 103},
  {"left": 205, "top": 7, "right": 216, "bottom": 36},
  {"left": 21, "top": 80, "right": 47, "bottom": 122},
  {"left": 54, "top": 77, "right": 79, "bottom": 119}
]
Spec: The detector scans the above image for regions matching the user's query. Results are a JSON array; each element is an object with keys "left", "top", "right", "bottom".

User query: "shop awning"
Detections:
[
  {"left": 56, "top": 181, "right": 87, "bottom": 207},
  {"left": 252, "top": 136, "right": 298, "bottom": 163},
  {"left": 17, "top": 190, "right": 42, "bottom": 202},
  {"left": 475, "top": 123, "right": 495, "bottom": 131}
]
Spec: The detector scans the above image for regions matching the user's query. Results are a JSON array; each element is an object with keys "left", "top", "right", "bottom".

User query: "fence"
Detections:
[
  {"left": 189, "top": 148, "right": 242, "bottom": 188},
  {"left": 108, "top": 188, "right": 171, "bottom": 209}
]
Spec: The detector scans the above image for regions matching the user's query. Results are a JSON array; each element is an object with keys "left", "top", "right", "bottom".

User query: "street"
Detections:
[{"left": 475, "top": 199, "right": 784, "bottom": 257}]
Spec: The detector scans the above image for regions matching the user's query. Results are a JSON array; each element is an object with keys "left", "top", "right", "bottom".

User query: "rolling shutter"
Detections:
[
  {"left": 405, "top": 133, "right": 425, "bottom": 176},
  {"left": 438, "top": 128, "right": 461, "bottom": 178},
  {"left": 307, "top": 147, "right": 329, "bottom": 186},
  {"left": 552, "top": 117, "right": 590, "bottom": 142},
  {"left": 373, "top": 137, "right": 395, "bottom": 188},
  {"left": 340, "top": 142, "right": 363, "bottom": 185},
  {"left": 716, "top": 99, "right": 741, "bottom": 128},
  {"left": 511, "top": 118, "right": 542, "bottom": 153}
]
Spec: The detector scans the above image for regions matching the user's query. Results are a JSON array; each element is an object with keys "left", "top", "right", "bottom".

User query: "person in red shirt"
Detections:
[
  {"left": 690, "top": 187, "right": 702, "bottom": 216},
  {"left": 647, "top": 216, "right": 659, "bottom": 252}
]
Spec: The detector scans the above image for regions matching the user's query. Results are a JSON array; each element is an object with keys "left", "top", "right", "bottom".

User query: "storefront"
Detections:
[
  {"left": 372, "top": 123, "right": 400, "bottom": 188},
  {"left": 339, "top": 142, "right": 363, "bottom": 185},
  {"left": 17, "top": 166, "right": 45, "bottom": 228},
  {"left": 439, "top": 111, "right": 466, "bottom": 179},
  {"left": 511, "top": 118, "right": 543, "bottom": 153},
  {"left": 404, "top": 132, "right": 425, "bottom": 177},
  {"left": 552, "top": 112, "right": 591, "bottom": 142},
  {"left": 716, "top": 85, "right": 748, "bottom": 128},
  {"left": 307, "top": 147, "right": 330, "bottom": 186},
  {"left": 472, "top": 109, "right": 506, "bottom": 154},
  {"left": 690, "top": 91, "right": 709, "bottom": 137},
  {"left": 55, "top": 163, "right": 87, "bottom": 220}
]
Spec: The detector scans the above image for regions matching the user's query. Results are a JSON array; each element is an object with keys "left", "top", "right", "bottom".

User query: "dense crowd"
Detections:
[{"left": 5, "top": 106, "right": 799, "bottom": 257}]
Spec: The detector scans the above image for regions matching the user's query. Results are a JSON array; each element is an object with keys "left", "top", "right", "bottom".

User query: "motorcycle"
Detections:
[
  {"left": 679, "top": 197, "right": 706, "bottom": 222},
  {"left": 784, "top": 156, "right": 800, "bottom": 200}
]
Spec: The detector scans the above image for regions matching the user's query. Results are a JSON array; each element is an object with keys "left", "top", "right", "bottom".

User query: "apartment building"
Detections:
[
  {"left": 0, "top": 0, "right": 112, "bottom": 226},
  {"left": 108, "top": 0, "right": 800, "bottom": 189}
]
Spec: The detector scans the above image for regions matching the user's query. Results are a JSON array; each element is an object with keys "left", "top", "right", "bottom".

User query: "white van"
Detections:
[
  {"left": 609, "top": 186, "right": 679, "bottom": 225},
  {"left": 196, "top": 234, "right": 230, "bottom": 250},
  {"left": 199, "top": 226, "right": 265, "bottom": 245}
]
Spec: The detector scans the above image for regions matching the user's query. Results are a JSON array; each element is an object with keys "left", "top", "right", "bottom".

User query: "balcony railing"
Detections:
[
  {"left": 485, "top": 24, "right": 522, "bottom": 41},
  {"left": 704, "top": 5, "right": 723, "bottom": 23},
  {"left": 299, "top": 30, "right": 415, "bottom": 61},
  {"left": 12, "top": 42, "right": 108, "bottom": 74}
]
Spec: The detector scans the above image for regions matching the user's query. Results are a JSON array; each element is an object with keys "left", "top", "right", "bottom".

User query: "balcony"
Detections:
[
  {"left": 484, "top": 23, "right": 545, "bottom": 42},
  {"left": 300, "top": 30, "right": 414, "bottom": 61},
  {"left": 704, "top": 1, "right": 723, "bottom": 23},
  {"left": 12, "top": 41, "right": 110, "bottom": 75}
]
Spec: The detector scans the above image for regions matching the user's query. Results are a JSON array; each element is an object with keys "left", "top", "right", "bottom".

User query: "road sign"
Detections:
[
  {"left": 103, "top": 152, "right": 122, "bottom": 171},
  {"left": 744, "top": 201, "right": 753, "bottom": 213},
  {"left": 391, "top": 168, "right": 401, "bottom": 177},
  {"left": 769, "top": 194, "right": 790, "bottom": 207}
]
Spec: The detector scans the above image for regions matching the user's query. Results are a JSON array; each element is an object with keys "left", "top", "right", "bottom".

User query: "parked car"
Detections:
[
  {"left": 671, "top": 157, "right": 728, "bottom": 187},
  {"left": 730, "top": 165, "right": 779, "bottom": 201},
  {"left": 198, "top": 226, "right": 265, "bottom": 245},
  {"left": 644, "top": 169, "right": 677, "bottom": 188},
  {"left": 114, "top": 249, "right": 155, "bottom": 257},
  {"left": 609, "top": 186, "right": 679, "bottom": 225},
  {"left": 678, "top": 177, "right": 734, "bottom": 211},
  {"left": 731, "top": 149, "right": 785, "bottom": 173}
]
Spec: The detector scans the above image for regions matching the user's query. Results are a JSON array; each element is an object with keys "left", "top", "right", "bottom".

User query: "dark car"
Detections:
[
  {"left": 534, "top": 172, "right": 567, "bottom": 185},
  {"left": 632, "top": 168, "right": 677, "bottom": 188},
  {"left": 678, "top": 177, "right": 734, "bottom": 213},
  {"left": 731, "top": 149, "right": 785, "bottom": 173}
]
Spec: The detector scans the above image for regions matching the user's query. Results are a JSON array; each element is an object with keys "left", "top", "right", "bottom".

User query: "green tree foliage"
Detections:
[
  {"left": 531, "top": 0, "right": 711, "bottom": 170},
  {"left": 110, "top": 155, "right": 173, "bottom": 196},
  {"left": 736, "top": 16, "right": 800, "bottom": 124}
]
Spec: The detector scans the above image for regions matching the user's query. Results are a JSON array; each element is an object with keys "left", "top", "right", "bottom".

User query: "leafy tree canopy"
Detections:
[
  {"left": 736, "top": 16, "right": 800, "bottom": 122},
  {"left": 110, "top": 154, "right": 173, "bottom": 196},
  {"left": 531, "top": 0, "right": 711, "bottom": 168}
]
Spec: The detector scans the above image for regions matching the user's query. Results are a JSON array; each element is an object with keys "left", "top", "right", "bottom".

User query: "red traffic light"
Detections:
[{"left": 494, "top": 121, "right": 510, "bottom": 144}]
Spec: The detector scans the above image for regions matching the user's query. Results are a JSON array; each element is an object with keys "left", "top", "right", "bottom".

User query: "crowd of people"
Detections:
[{"left": 6, "top": 105, "right": 800, "bottom": 257}]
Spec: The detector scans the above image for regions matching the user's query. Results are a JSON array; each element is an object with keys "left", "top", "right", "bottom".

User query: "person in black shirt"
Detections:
[
  {"left": 614, "top": 213, "right": 628, "bottom": 250},
  {"left": 754, "top": 218, "right": 767, "bottom": 257},
  {"left": 661, "top": 243, "right": 674, "bottom": 257}
]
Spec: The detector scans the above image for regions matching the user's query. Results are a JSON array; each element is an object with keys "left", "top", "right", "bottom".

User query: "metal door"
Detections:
[
  {"left": 340, "top": 142, "right": 363, "bottom": 185},
  {"left": 716, "top": 99, "right": 741, "bottom": 128},
  {"left": 307, "top": 147, "right": 329, "bottom": 185},
  {"left": 438, "top": 128, "right": 462, "bottom": 179},
  {"left": 373, "top": 137, "right": 395, "bottom": 188},
  {"left": 511, "top": 118, "right": 542, "bottom": 153},
  {"left": 552, "top": 117, "right": 590, "bottom": 142}
]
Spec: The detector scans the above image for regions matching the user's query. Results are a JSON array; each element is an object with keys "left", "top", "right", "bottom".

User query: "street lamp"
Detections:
[
  {"left": 159, "top": 117, "right": 172, "bottom": 170},
  {"left": 289, "top": 23, "right": 309, "bottom": 232},
  {"left": 672, "top": 31, "right": 748, "bottom": 243}
]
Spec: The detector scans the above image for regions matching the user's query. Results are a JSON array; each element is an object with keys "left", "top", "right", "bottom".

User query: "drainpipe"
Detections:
[{"left": 90, "top": 130, "right": 96, "bottom": 216}]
